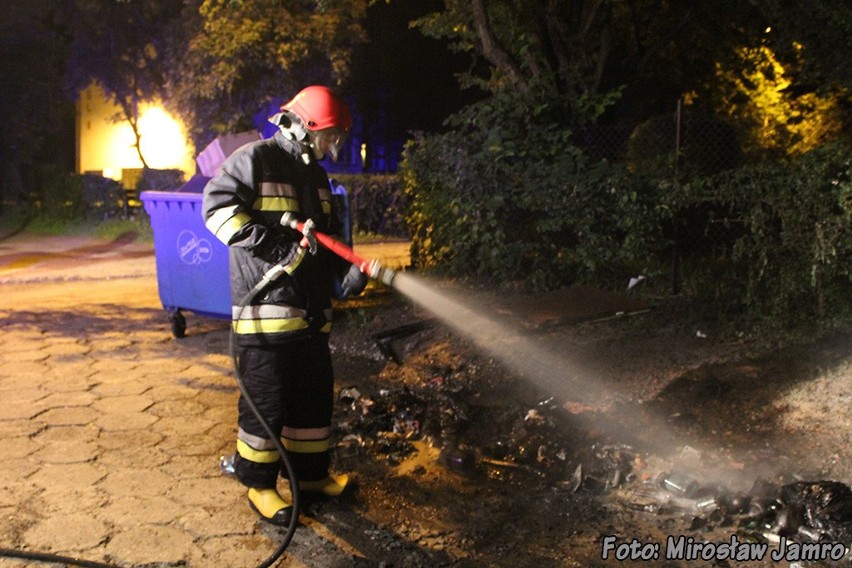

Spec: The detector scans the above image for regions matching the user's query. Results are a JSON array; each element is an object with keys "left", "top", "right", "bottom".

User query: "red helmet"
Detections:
[{"left": 281, "top": 86, "right": 352, "bottom": 133}]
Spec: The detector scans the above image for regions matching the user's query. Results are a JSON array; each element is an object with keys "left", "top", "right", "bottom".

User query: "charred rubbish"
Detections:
[
  {"left": 325, "top": 306, "right": 850, "bottom": 566},
  {"left": 438, "top": 445, "right": 478, "bottom": 478},
  {"left": 333, "top": 381, "right": 472, "bottom": 467},
  {"left": 757, "top": 481, "right": 852, "bottom": 543},
  {"left": 332, "top": 376, "right": 636, "bottom": 492},
  {"left": 624, "top": 471, "right": 852, "bottom": 559},
  {"left": 372, "top": 319, "right": 436, "bottom": 364}
]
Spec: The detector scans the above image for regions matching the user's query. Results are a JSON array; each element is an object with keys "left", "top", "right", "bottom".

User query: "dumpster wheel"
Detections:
[{"left": 169, "top": 310, "right": 187, "bottom": 338}]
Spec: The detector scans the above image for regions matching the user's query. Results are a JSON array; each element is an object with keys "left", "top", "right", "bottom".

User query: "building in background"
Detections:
[{"left": 76, "top": 83, "right": 196, "bottom": 188}]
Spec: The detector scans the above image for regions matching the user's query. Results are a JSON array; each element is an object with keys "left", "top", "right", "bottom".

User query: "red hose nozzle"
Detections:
[{"left": 280, "top": 213, "right": 397, "bottom": 286}]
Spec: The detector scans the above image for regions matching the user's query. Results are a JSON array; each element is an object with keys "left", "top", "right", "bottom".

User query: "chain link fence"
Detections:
[
  {"left": 332, "top": 173, "right": 409, "bottom": 238},
  {"left": 586, "top": 104, "right": 746, "bottom": 177},
  {"left": 582, "top": 100, "right": 847, "bottom": 296}
]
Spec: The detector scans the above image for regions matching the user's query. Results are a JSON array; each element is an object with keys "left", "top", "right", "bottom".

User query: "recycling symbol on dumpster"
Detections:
[{"left": 177, "top": 230, "right": 213, "bottom": 265}]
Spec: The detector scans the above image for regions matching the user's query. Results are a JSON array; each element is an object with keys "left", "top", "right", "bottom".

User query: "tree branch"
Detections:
[
  {"left": 590, "top": 21, "right": 612, "bottom": 95},
  {"left": 635, "top": 6, "right": 696, "bottom": 73},
  {"left": 579, "top": 0, "right": 604, "bottom": 42},
  {"left": 470, "top": 0, "right": 530, "bottom": 93},
  {"left": 545, "top": 0, "right": 573, "bottom": 93}
]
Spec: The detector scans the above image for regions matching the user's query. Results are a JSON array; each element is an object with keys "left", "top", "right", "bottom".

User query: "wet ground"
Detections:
[
  {"left": 323, "top": 288, "right": 851, "bottom": 567},
  {"left": 1, "top": 231, "right": 849, "bottom": 567}
]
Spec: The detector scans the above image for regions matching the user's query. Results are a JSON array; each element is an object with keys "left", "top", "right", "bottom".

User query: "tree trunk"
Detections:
[
  {"left": 470, "top": 0, "right": 531, "bottom": 93},
  {"left": 128, "top": 116, "right": 149, "bottom": 170}
]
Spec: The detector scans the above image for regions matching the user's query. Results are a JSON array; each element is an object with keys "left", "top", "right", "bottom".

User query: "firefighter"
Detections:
[{"left": 202, "top": 85, "right": 367, "bottom": 525}]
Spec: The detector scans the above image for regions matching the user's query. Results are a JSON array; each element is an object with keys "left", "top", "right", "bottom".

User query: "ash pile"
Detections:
[{"left": 332, "top": 376, "right": 617, "bottom": 482}]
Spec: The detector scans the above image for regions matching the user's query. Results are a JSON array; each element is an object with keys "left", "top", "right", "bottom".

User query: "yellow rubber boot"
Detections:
[
  {"left": 247, "top": 488, "right": 293, "bottom": 525},
  {"left": 300, "top": 473, "right": 351, "bottom": 497}
]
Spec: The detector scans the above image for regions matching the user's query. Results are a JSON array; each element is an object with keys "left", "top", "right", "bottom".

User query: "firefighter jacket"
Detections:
[{"left": 201, "top": 131, "right": 350, "bottom": 345}]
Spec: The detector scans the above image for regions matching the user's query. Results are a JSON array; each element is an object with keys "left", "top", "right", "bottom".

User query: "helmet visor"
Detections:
[{"left": 312, "top": 127, "right": 348, "bottom": 162}]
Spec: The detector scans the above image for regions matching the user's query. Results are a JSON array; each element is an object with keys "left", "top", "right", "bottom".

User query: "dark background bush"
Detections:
[
  {"left": 670, "top": 144, "right": 851, "bottom": 325},
  {"left": 401, "top": 92, "right": 851, "bottom": 330},
  {"left": 402, "top": 91, "right": 667, "bottom": 291},
  {"left": 331, "top": 174, "right": 407, "bottom": 238}
]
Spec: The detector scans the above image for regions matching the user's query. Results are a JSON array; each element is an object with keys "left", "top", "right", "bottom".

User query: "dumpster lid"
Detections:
[
  {"left": 176, "top": 174, "right": 212, "bottom": 193},
  {"left": 196, "top": 130, "right": 261, "bottom": 177}
]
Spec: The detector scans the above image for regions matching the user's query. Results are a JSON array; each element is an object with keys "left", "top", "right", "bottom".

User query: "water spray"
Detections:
[
  {"left": 284, "top": 218, "right": 656, "bottom": 453},
  {"left": 292, "top": 232, "right": 717, "bottom": 481}
]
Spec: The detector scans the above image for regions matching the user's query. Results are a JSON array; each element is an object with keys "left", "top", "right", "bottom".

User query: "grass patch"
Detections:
[
  {"left": 353, "top": 231, "right": 409, "bottom": 244},
  {"left": 1, "top": 206, "right": 399, "bottom": 247},
  {"left": 92, "top": 216, "right": 154, "bottom": 242},
  {"left": 0, "top": 206, "right": 154, "bottom": 243}
]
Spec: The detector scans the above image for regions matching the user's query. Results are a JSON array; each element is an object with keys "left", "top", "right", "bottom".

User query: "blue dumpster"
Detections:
[{"left": 141, "top": 189, "right": 231, "bottom": 337}]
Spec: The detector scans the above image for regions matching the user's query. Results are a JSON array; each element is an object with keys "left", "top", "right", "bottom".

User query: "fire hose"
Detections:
[
  {"left": 0, "top": 215, "right": 397, "bottom": 568},
  {"left": 280, "top": 213, "right": 397, "bottom": 287}
]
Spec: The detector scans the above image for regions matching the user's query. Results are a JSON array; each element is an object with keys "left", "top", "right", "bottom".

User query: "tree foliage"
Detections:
[
  {"left": 61, "top": 0, "right": 367, "bottom": 158},
  {"left": 401, "top": 0, "right": 851, "bottom": 331},
  {"left": 165, "top": 0, "right": 367, "bottom": 148},
  {"left": 710, "top": 44, "right": 846, "bottom": 159},
  {"left": 407, "top": 0, "right": 851, "bottom": 130},
  {"left": 0, "top": 1, "right": 72, "bottom": 204},
  {"left": 749, "top": 0, "right": 852, "bottom": 91},
  {"left": 410, "top": 1, "right": 776, "bottom": 117}
]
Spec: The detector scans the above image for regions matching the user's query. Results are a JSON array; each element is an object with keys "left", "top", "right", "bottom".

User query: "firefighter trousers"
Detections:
[{"left": 233, "top": 334, "right": 334, "bottom": 489}]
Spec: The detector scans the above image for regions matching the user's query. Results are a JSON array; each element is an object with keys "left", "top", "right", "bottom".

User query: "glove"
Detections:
[
  {"left": 299, "top": 218, "right": 318, "bottom": 255},
  {"left": 339, "top": 263, "right": 368, "bottom": 298},
  {"left": 281, "top": 212, "right": 317, "bottom": 255}
]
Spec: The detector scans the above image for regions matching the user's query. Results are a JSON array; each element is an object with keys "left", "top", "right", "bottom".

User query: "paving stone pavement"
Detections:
[{"left": 0, "top": 233, "right": 402, "bottom": 567}]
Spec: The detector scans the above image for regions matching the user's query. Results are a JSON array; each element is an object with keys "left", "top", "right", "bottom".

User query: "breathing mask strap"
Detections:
[{"left": 269, "top": 111, "right": 315, "bottom": 165}]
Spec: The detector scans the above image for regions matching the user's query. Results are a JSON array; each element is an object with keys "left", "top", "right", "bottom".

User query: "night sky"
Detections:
[{"left": 352, "top": 1, "right": 484, "bottom": 160}]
